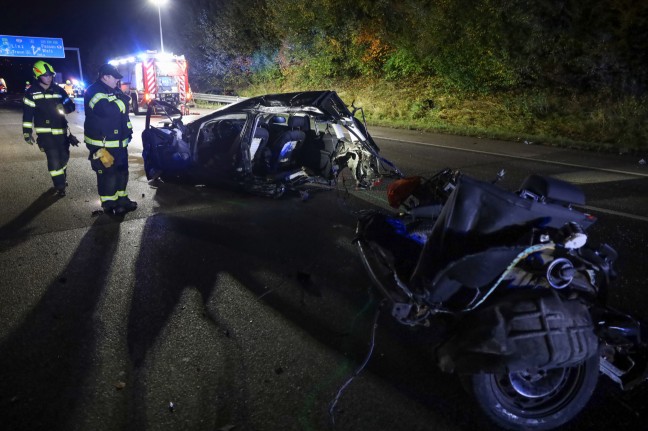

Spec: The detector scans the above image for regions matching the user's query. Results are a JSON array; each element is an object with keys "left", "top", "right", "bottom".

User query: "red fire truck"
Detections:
[{"left": 108, "top": 51, "right": 193, "bottom": 115}]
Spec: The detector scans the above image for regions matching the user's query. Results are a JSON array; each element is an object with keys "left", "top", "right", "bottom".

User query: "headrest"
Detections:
[{"left": 288, "top": 115, "right": 309, "bottom": 130}]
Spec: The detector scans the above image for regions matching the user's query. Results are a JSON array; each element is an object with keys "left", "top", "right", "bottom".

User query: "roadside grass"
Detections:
[
  {"left": 241, "top": 76, "right": 648, "bottom": 154},
  {"left": 193, "top": 100, "right": 230, "bottom": 110}
]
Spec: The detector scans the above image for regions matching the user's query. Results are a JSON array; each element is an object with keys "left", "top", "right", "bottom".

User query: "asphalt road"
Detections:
[{"left": 1, "top": 95, "right": 647, "bottom": 431}]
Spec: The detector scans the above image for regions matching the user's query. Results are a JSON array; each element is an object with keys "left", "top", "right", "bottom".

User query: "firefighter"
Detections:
[
  {"left": 63, "top": 79, "right": 74, "bottom": 97},
  {"left": 84, "top": 63, "right": 136, "bottom": 215},
  {"left": 23, "top": 60, "right": 76, "bottom": 196}
]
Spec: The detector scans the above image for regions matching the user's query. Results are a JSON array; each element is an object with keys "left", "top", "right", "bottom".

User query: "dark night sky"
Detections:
[{"left": 1, "top": 0, "right": 189, "bottom": 89}]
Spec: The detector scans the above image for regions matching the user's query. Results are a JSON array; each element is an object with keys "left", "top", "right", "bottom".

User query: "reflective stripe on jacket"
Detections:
[{"left": 22, "top": 83, "right": 75, "bottom": 137}]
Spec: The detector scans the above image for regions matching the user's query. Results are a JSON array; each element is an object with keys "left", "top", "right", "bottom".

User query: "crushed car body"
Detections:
[{"left": 141, "top": 91, "right": 401, "bottom": 197}]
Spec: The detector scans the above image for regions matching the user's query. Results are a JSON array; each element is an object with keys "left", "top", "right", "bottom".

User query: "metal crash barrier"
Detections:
[{"left": 191, "top": 93, "right": 249, "bottom": 104}]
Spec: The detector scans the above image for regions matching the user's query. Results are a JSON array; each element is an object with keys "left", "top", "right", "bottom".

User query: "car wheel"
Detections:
[{"left": 132, "top": 96, "right": 142, "bottom": 115}]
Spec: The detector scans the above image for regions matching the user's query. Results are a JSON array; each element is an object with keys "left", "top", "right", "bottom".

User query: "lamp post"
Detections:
[{"left": 150, "top": 0, "right": 168, "bottom": 53}]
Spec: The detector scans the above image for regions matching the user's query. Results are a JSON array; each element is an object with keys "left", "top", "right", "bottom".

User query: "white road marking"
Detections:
[
  {"left": 550, "top": 171, "right": 636, "bottom": 184},
  {"left": 579, "top": 205, "right": 648, "bottom": 222},
  {"left": 373, "top": 134, "right": 648, "bottom": 222},
  {"left": 373, "top": 135, "right": 648, "bottom": 179}
]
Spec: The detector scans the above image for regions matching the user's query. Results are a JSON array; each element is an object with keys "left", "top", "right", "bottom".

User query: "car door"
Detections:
[
  {"left": 192, "top": 112, "right": 249, "bottom": 174},
  {"left": 141, "top": 101, "right": 192, "bottom": 180}
]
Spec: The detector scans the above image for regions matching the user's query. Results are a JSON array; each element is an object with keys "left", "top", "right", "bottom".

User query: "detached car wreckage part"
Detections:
[
  {"left": 354, "top": 168, "right": 648, "bottom": 430},
  {"left": 436, "top": 289, "right": 598, "bottom": 375}
]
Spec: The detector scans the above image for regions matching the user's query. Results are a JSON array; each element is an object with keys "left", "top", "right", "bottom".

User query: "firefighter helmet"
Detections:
[{"left": 33, "top": 61, "right": 56, "bottom": 78}]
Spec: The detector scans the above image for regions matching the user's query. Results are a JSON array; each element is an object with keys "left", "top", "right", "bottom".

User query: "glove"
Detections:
[
  {"left": 23, "top": 133, "right": 34, "bottom": 145},
  {"left": 67, "top": 133, "right": 80, "bottom": 147},
  {"left": 62, "top": 98, "right": 76, "bottom": 114},
  {"left": 114, "top": 87, "right": 131, "bottom": 103},
  {"left": 117, "top": 92, "right": 131, "bottom": 104},
  {"left": 93, "top": 148, "right": 115, "bottom": 168}
]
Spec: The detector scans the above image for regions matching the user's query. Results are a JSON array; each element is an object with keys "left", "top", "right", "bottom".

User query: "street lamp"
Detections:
[{"left": 150, "top": 0, "right": 168, "bottom": 53}]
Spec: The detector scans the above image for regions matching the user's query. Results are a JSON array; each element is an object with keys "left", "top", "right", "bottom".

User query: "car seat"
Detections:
[{"left": 269, "top": 115, "right": 308, "bottom": 172}]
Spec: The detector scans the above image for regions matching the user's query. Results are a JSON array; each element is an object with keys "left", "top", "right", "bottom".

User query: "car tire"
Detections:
[{"left": 132, "top": 95, "right": 142, "bottom": 115}]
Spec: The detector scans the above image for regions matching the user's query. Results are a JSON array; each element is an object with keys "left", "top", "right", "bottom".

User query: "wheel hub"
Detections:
[{"left": 508, "top": 368, "right": 567, "bottom": 398}]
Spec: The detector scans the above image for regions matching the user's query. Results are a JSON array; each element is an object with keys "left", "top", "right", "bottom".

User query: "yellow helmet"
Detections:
[
  {"left": 66, "top": 80, "right": 71, "bottom": 85},
  {"left": 33, "top": 60, "right": 56, "bottom": 78}
]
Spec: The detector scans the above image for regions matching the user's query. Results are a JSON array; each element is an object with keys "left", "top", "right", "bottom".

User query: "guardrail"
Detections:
[{"left": 191, "top": 93, "right": 249, "bottom": 104}]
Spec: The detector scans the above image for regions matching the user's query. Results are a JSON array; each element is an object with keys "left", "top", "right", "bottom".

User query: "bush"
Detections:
[
  {"left": 383, "top": 48, "right": 424, "bottom": 80},
  {"left": 242, "top": 68, "right": 647, "bottom": 153}
]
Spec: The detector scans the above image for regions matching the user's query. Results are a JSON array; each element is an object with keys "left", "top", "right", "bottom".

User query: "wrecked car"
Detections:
[{"left": 141, "top": 91, "right": 401, "bottom": 197}]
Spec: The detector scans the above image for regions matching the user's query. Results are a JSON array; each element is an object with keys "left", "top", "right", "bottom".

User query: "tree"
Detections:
[{"left": 181, "top": 0, "right": 278, "bottom": 90}]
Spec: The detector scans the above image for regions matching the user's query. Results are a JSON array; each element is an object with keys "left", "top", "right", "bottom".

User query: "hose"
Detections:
[{"left": 328, "top": 300, "right": 384, "bottom": 426}]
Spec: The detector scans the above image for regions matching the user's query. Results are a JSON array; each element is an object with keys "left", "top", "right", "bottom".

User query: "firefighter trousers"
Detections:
[
  {"left": 87, "top": 145, "right": 130, "bottom": 209},
  {"left": 37, "top": 134, "right": 70, "bottom": 191}
]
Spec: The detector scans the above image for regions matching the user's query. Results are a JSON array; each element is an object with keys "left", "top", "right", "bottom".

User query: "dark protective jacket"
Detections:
[
  {"left": 22, "top": 82, "right": 75, "bottom": 137},
  {"left": 83, "top": 80, "right": 133, "bottom": 148}
]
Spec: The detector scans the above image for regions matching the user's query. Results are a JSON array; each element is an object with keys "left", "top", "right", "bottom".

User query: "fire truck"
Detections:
[{"left": 108, "top": 51, "right": 193, "bottom": 115}]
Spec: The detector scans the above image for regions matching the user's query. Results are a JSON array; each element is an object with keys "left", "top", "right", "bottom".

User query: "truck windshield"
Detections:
[{"left": 158, "top": 76, "right": 178, "bottom": 93}]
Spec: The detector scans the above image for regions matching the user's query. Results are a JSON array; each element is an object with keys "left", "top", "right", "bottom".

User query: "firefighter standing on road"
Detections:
[
  {"left": 22, "top": 61, "right": 76, "bottom": 196},
  {"left": 84, "top": 63, "right": 137, "bottom": 215},
  {"left": 63, "top": 80, "right": 75, "bottom": 97}
]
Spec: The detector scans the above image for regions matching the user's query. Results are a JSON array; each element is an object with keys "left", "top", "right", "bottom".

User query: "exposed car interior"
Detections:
[
  {"left": 142, "top": 93, "right": 393, "bottom": 193},
  {"left": 249, "top": 113, "right": 340, "bottom": 178},
  {"left": 195, "top": 113, "right": 247, "bottom": 171},
  {"left": 195, "top": 111, "right": 343, "bottom": 179}
]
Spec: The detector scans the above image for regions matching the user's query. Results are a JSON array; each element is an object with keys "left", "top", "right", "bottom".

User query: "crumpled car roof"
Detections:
[{"left": 197, "top": 90, "right": 354, "bottom": 122}]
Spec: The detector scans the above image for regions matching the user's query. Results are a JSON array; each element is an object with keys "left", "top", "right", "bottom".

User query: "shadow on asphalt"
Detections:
[
  {"left": 122, "top": 183, "right": 499, "bottom": 430},
  {"left": 0, "top": 217, "right": 121, "bottom": 431},
  {"left": 1, "top": 177, "right": 646, "bottom": 430},
  {"left": 0, "top": 189, "right": 62, "bottom": 253}
]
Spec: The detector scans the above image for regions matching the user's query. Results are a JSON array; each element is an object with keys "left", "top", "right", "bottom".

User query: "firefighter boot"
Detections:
[
  {"left": 117, "top": 196, "right": 138, "bottom": 213},
  {"left": 102, "top": 200, "right": 126, "bottom": 216}
]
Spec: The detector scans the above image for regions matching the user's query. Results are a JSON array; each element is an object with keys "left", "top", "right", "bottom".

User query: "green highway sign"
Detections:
[{"left": 0, "top": 34, "right": 65, "bottom": 58}]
